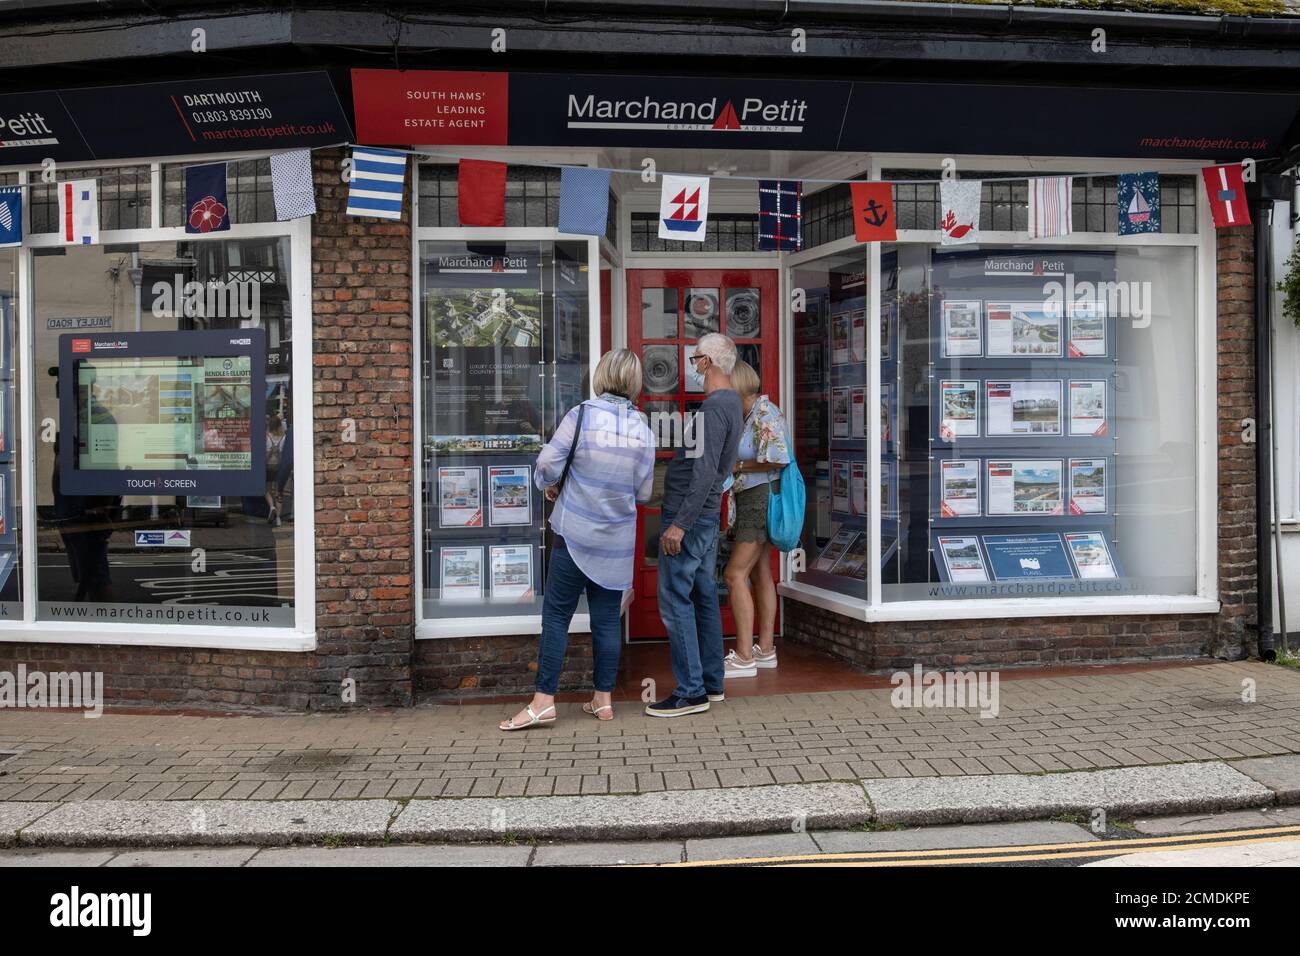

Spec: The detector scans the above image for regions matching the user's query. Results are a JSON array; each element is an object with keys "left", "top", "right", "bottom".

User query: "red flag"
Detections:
[
  {"left": 1202, "top": 164, "right": 1251, "bottom": 229},
  {"left": 849, "top": 182, "right": 896, "bottom": 242},
  {"left": 458, "top": 159, "right": 506, "bottom": 227}
]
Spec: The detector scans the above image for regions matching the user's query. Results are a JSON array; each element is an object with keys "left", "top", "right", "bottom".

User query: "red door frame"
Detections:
[{"left": 625, "top": 268, "right": 781, "bottom": 639}]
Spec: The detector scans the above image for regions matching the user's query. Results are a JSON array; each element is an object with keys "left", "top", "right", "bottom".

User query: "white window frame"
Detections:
[
  {"left": 778, "top": 152, "right": 1221, "bottom": 621},
  {"left": 409, "top": 156, "right": 615, "bottom": 640},
  {"left": 1, "top": 152, "right": 316, "bottom": 651}
]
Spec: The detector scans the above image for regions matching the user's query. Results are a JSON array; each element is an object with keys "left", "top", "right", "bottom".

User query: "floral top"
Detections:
[{"left": 731, "top": 394, "right": 791, "bottom": 493}]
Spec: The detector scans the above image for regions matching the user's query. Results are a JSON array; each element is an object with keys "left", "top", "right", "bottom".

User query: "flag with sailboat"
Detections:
[
  {"left": 658, "top": 174, "right": 710, "bottom": 242},
  {"left": 1117, "top": 172, "right": 1160, "bottom": 235}
]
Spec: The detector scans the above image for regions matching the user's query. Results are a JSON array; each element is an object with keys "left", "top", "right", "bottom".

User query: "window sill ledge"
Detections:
[
  {"left": 778, "top": 581, "right": 1220, "bottom": 622},
  {"left": 0, "top": 624, "right": 316, "bottom": 652},
  {"left": 417, "top": 591, "right": 635, "bottom": 640}
]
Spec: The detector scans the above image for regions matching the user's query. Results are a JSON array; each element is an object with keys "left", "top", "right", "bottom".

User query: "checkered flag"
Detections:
[{"left": 270, "top": 149, "right": 317, "bottom": 221}]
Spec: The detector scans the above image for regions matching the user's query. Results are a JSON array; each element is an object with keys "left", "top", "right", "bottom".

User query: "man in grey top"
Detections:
[{"left": 646, "top": 332, "right": 743, "bottom": 718}]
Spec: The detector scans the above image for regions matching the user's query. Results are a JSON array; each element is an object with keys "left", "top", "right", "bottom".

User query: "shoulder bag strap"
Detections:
[{"left": 555, "top": 402, "right": 587, "bottom": 496}]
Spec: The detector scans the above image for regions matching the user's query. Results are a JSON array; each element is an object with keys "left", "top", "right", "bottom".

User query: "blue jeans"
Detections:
[
  {"left": 657, "top": 510, "right": 723, "bottom": 700},
  {"left": 534, "top": 543, "right": 624, "bottom": 695}
]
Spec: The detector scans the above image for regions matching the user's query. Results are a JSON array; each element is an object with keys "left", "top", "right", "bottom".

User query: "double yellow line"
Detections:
[{"left": 659, "top": 824, "right": 1300, "bottom": 867}]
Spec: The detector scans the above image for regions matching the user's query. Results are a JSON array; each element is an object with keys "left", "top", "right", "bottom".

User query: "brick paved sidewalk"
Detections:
[{"left": 2, "top": 661, "right": 1299, "bottom": 803}]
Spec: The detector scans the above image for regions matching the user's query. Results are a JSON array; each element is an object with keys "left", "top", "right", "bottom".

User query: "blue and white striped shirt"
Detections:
[{"left": 536, "top": 395, "right": 656, "bottom": 592}]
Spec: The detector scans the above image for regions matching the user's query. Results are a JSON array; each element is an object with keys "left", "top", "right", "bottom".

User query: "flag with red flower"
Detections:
[{"left": 184, "top": 163, "right": 230, "bottom": 234}]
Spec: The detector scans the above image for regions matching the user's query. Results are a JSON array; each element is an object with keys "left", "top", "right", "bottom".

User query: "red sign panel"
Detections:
[{"left": 351, "top": 69, "right": 508, "bottom": 145}]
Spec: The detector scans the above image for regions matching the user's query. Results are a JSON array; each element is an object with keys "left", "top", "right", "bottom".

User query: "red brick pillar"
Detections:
[
  {"left": 1215, "top": 225, "right": 1258, "bottom": 658},
  {"left": 309, "top": 147, "right": 416, "bottom": 707}
]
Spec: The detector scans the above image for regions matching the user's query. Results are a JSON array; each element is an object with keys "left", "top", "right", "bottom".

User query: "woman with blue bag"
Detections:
[{"left": 721, "top": 360, "right": 798, "bottom": 678}]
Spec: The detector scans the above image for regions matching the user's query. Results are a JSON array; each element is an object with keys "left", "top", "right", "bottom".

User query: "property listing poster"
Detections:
[
  {"left": 1069, "top": 380, "right": 1107, "bottom": 436},
  {"left": 490, "top": 544, "right": 534, "bottom": 599},
  {"left": 440, "top": 546, "right": 484, "bottom": 599},
  {"left": 937, "top": 535, "right": 989, "bottom": 582},
  {"left": 940, "top": 459, "right": 981, "bottom": 517},
  {"left": 986, "top": 459, "right": 1064, "bottom": 516},
  {"left": 438, "top": 465, "right": 483, "bottom": 528},
  {"left": 939, "top": 380, "right": 979, "bottom": 440},
  {"left": 424, "top": 246, "right": 544, "bottom": 454}
]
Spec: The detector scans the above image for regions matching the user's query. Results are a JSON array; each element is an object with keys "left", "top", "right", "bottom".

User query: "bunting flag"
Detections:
[
  {"left": 58, "top": 179, "right": 99, "bottom": 246},
  {"left": 1117, "top": 172, "right": 1160, "bottom": 235},
  {"left": 557, "top": 166, "right": 611, "bottom": 236},
  {"left": 458, "top": 159, "right": 507, "bottom": 227},
  {"left": 939, "top": 180, "right": 980, "bottom": 245},
  {"left": 270, "top": 149, "right": 317, "bottom": 221},
  {"left": 757, "top": 179, "right": 802, "bottom": 251},
  {"left": 1202, "top": 163, "right": 1251, "bottom": 228},
  {"left": 346, "top": 147, "right": 406, "bottom": 220},
  {"left": 658, "top": 174, "right": 710, "bottom": 242},
  {"left": 1028, "top": 176, "right": 1073, "bottom": 239},
  {"left": 0, "top": 188, "right": 20, "bottom": 248},
  {"left": 184, "top": 163, "right": 230, "bottom": 234},
  {"left": 849, "top": 182, "right": 896, "bottom": 242}
]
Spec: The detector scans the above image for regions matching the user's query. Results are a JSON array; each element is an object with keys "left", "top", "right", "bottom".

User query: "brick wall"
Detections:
[
  {"left": 310, "top": 147, "right": 416, "bottom": 708},
  {"left": 414, "top": 635, "right": 594, "bottom": 698}
]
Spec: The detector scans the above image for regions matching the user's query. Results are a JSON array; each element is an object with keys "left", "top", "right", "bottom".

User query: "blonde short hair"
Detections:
[
  {"left": 592, "top": 348, "right": 643, "bottom": 400},
  {"left": 730, "top": 359, "right": 761, "bottom": 398}
]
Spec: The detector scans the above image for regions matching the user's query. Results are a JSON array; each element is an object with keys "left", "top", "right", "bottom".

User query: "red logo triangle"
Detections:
[{"left": 712, "top": 102, "right": 740, "bottom": 130}]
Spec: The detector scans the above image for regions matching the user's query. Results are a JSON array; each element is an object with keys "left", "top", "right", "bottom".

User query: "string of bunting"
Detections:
[{"left": 0, "top": 141, "right": 1257, "bottom": 251}]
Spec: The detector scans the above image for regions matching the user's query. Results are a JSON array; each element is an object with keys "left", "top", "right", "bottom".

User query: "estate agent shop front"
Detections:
[{"left": 0, "top": 28, "right": 1293, "bottom": 709}]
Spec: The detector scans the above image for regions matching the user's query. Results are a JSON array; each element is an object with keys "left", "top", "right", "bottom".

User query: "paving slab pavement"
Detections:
[
  {"left": 862, "top": 761, "right": 1274, "bottom": 826},
  {"left": 106, "top": 847, "right": 260, "bottom": 867},
  {"left": 1133, "top": 805, "right": 1300, "bottom": 835},
  {"left": 19, "top": 798, "right": 400, "bottom": 847},
  {"left": 532, "top": 841, "right": 685, "bottom": 866},
  {"left": 0, "top": 803, "right": 56, "bottom": 847},
  {"left": 1231, "top": 755, "right": 1300, "bottom": 804},
  {"left": 811, "top": 819, "right": 1097, "bottom": 854},
  {"left": 247, "top": 844, "right": 533, "bottom": 867},
  {"left": 389, "top": 781, "right": 868, "bottom": 842}
]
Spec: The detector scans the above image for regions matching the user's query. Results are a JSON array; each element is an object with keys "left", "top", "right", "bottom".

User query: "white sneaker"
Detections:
[
  {"left": 753, "top": 646, "right": 778, "bottom": 669},
  {"left": 723, "top": 650, "right": 757, "bottom": 678}
]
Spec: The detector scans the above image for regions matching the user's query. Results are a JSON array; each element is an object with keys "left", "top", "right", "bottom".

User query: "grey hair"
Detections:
[
  {"left": 592, "top": 348, "right": 643, "bottom": 400},
  {"left": 696, "top": 332, "right": 737, "bottom": 374}
]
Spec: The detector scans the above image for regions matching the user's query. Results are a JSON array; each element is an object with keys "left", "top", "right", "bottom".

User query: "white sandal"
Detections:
[
  {"left": 582, "top": 700, "right": 614, "bottom": 721},
  {"left": 499, "top": 703, "right": 556, "bottom": 731}
]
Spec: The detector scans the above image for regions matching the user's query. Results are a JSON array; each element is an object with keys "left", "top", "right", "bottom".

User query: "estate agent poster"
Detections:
[
  {"left": 440, "top": 546, "right": 484, "bottom": 599},
  {"left": 937, "top": 535, "right": 989, "bottom": 582},
  {"left": 490, "top": 544, "right": 534, "bottom": 598},
  {"left": 941, "top": 299, "right": 982, "bottom": 357},
  {"left": 831, "top": 460, "right": 851, "bottom": 513},
  {"left": 1068, "top": 458, "right": 1107, "bottom": 514},
  {"left": 939, "top": 380, "right": 979, "bottom": 440},
  {"left": 1068, "top": 301, "right": 1106, "bottom": 357},
  {"left": 986, "top": 380, "right": 1062, "bottom": 436},
  {"left": 940, "top": 459, "right": 981, "bottom": 517},
  {"left": 832, "top": 532, "right": 870, "bottom": 580},
  {"left": 986, "top": 459, "right": 1064, "bottom": 516},
  {"left": 1069, "top": 380, "right": 1107, "bottom": 436},
  {"left": 438, "top": 465, "right": 483, "bottom": 527},
  {"left": 831, "top": 387, "right": 850, "bottom": 439},
  {"left": 814, "top": 528, "right": 857, "bottom": 571},
  {"left": 850, "top": 309, "right": 866, "bottom": 363},
  {"left": 424, "top": 246, "right": 544, "bottom": 453},
  {"left": 879, "top": 383, "right": 891, "bottom": 444},
  {"left": 986, "top": 302, "right": 1062, "bottom": 357},
  {"left": 488, "top": 465, "right": 532, "bottom": 526},
  {"left": 851, "top": 386, "right": 866, "bottom": 439},
  {"left": 831, "top": 312, "right": 851, "bottom": 365},
  {"left": 851, "top": 461, "right": 867, "bottom": 516},
  {"left": 1064, "top": 531, "right": 1118, "bottom": 579},
  {"left": 983, "top": 534, "right": 1074, "bottom": 581}
]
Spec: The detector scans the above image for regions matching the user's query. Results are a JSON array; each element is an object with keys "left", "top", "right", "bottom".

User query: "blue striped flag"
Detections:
[
  {"left": 558, "top": 167, "right": 611, "bottom": 236},
  {"left": 0, "top": 188, "right": 20, "bottom": 248},
  {"left": 346, "top": 147, "right": 406, "bottom": 220}
]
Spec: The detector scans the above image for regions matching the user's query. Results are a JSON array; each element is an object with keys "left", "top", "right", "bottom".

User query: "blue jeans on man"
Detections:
[
  {"left": 534, "top": 542, "right": 624, "bottom": 695},
  {"left": 656, "top": 509, "right": 725, "bottom": 701}
]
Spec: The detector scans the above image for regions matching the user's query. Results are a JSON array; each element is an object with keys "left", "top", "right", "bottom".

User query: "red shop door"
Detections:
[{"left": 626, "top": 268, "right": 781, "bottom": 639}]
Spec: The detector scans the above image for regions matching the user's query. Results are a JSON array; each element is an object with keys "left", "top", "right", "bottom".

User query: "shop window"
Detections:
[
  {"left": 629, "top": 212, "right": 759, "bottom": 252},
  {"left": 885, "top": 242, "right": 1196, "bottom": 601},
  {"left": 417, "top": 164, "right": 564, "bottom": 228},
  {"left": 789, "top": 247, "right": 871, "bottom": 599},
  {"left": 419, "top": 240, "right": 590, "bottom": 619},
  {"left": 162, "top": 159, "right": 277, "bottom": 226},
  {"left": 0, "top": 248, "right": 21, "bottom": 617},
  {"left": 31, "top": 237, "right": 296, "bottom": 626},
  {"left": 29, "top": 166, "right": 152, "bottom": 233},
  {"left": 882, "top": 171, "right": 1197, "bottom": 237}
]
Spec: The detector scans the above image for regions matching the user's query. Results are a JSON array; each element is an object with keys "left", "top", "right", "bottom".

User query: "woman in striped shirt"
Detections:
[{"left": 500, "top": 349, "right": 656, "bottom": 730}]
